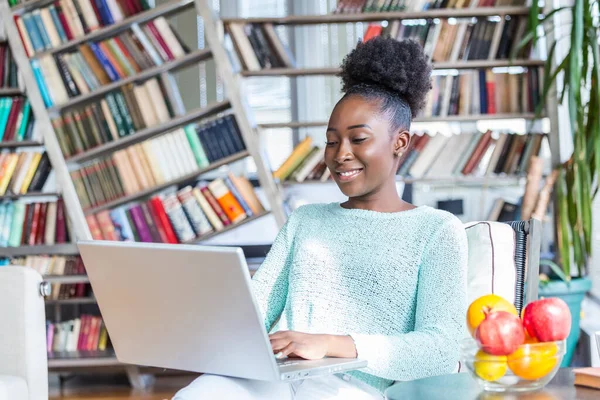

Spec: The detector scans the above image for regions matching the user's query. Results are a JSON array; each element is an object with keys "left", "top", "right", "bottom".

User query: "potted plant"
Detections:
[{"left": 520, "top": 0, "right": 598, "bottom": 366}]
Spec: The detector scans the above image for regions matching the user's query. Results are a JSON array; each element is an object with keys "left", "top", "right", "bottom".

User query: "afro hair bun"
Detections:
[{"left": 339, "top": 37, "right": 432, "bottom": 118}]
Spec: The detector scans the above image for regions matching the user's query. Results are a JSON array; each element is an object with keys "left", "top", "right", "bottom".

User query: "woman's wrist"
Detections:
[{"left": 323, "top": 334, "right": 358, "bottom": 358}]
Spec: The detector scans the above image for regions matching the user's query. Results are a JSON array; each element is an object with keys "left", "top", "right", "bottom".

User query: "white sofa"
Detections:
[{"left": 0, "top": 267, "right": 48, "bottom": 400}]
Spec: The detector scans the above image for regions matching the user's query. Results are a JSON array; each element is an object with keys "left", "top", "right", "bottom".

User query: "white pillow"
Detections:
[{"left": 464, "top": 221, "right": 517, "bottom": 307}]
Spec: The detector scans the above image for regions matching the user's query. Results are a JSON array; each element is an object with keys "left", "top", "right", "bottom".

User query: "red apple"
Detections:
[
  {"left": 475, "top": 311, "right": 525, "bottom": 355},
  {"left": 522, "top": 298, "right": 571, "bottom": 342}
]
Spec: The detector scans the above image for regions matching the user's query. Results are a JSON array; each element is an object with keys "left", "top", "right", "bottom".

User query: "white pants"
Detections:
[{"left": 172, "top": 373, "right": 385, "bottom": 400}]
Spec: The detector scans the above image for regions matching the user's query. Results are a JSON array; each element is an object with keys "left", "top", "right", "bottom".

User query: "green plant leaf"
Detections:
[
  {"left": 589, "top": 31, "right": 600, "bottom": 196},
  {"left": 557, "top": 169, "right": 572, "bottom": 277},
  {"left": 538, "top": 55, "right": 569, "bottom": 113},
  {"left": 539, "top": 259, "right": 571, "bottom": 283},
  {"left": 567, "top": 2, "right": 583, "bottom": 132},
  {"left": 580, "top": 159, "right": 592, "bottom": 256}
]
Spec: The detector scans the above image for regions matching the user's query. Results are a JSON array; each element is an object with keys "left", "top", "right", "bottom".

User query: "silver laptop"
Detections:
[{"left": 77, "top": 240, "right": 367, "bottom": 381}]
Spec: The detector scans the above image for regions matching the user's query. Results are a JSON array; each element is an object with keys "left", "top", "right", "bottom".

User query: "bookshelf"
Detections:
[
  {"left": 0, "top": 0, "right": 287, "bottom": 387},
  {"left": 221, "top": 1, "right": 551, "bottom": 219}
]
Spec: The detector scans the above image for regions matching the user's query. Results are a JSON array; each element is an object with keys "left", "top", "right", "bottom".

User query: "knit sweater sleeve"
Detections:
[
  {"left": 251, "top": 212, "right": 297, "bottom": 333},
  {"left": 349, "top": 217, "right": 468, "bottom": 381}
]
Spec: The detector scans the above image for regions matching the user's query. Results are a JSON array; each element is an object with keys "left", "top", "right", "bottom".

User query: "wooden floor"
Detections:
[{"left": 48, "top": 373, "right": 195, "bottom": 400}]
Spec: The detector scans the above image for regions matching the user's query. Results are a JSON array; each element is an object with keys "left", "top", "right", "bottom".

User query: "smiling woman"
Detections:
[
  {"left": 174, "top": 37, "right": 469, "bottom": 400},
  {"left": 325, "top": 37, "right": 431, "bottom": 212}
]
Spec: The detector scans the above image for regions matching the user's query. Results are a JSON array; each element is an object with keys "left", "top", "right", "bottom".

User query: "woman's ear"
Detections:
[{"left": 393, "top": 130, "right": 411, "bottom": 157}]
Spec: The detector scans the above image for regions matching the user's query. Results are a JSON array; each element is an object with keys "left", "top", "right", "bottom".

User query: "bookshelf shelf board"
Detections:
[
  {"left": 45, "top": 297, "right": 96, "bottom": 305},
  {"left": 43, "top": 275, "right": 90, "bottom": 284},
  {"left": 0, "top": 140, "right": 43, "bottom": 148},
  {"left": 259, "top": 114, "right": 546, "bottom": 129},
  {"left": 22, "top": 0, "right": 195, "bottom": 55},
  {"left": 48, "top": 352, "right": 119, "bottom": 368},
  {"left": 221, "top": 6, "right": 532, "bottom": 25},
  {"left": 48, "top": 48, "right": 212, "bottom": 114},
  {"left": 0, "top": 88, "right": 22, "bottom": 96},
  {"left": 241, "top": 60, "right": 544, "bottom": 77},
  {"left": 0, "top": 191, "right": 59, "bottom": 200},
  {"left": 185, "top": 211, "right": 271, "bottom": 244},
  {"left": 0, "top": 243, "right": 79, "bottom": 257},
  {"left": 66, "top": 101, "right": 231, "bottom": 164},
  {"left": 83, "top": 150, "right": 251, "bottom": 215}
]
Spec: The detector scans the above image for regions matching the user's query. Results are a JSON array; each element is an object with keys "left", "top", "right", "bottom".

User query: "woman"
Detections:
[{"left": 174, "top": 37, "right": 468, "bottom": 400}]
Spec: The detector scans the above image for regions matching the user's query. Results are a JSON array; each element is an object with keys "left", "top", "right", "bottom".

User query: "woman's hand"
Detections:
[
  {"left": 269, "top": 331, "right": 330, "bottom": 360},
  {"left": 269, "top": 331, "right": 358, "bottom": 360}
]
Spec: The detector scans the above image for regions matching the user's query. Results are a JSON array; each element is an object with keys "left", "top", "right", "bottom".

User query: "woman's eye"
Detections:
[
  {"left": 352, "top": 138, "right": 367, "bottom": 144},
  {"left": 325, "top": 141, "right": 337, "bottom": 146}
]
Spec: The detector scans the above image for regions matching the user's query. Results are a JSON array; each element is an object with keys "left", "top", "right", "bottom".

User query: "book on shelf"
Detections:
[
  {"left": 333, "top": 0, "right": 528, "bottom": 14},
  {"left": 17, "top": 11, "right": 189, "bottom": 107},
  {"left": 397, "top": 131, "right": 546, "bottom": 179},
  {"left": 0, "top": 41, "right": 19, "bottom": 88},
  {"left": 0, "top": 95, "right": 36, "bottom": 143},
  {"left": 85, "top": 174, "right": 265, "bottom": 243},
  {"left": 46, "top": 315, "right": 109, "bottom": 355},
  {"left": 422, "top": 68, "right": 541, "bottom": 118},
  {"left": 8, "top": 255, "right": 86, "bottom": 299},
  {"left": 13, "top": 0, "right": 152, "bottom": 55},
  {"left": 51, "top": 75, "right": 185, "bottom": 157},
  {"left": 68, "top": 115, "right": 247, "bottom": 210},
  {"left": 225, "top": 22, "right": 296, "bottom": 72},
  {"left": 487, "top": 198, "right": 519, "bottom": 222},
  {"left": 0, "top": 197, "right": 71, "bottom": 247},
  {"left": 0, "top": 150, "right": 52, "bottom": 195}
]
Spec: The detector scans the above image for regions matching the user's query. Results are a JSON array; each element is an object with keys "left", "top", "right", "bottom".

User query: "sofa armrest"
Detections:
[{"left": 0, "top": 267, "right": 48, "bottom": 400}]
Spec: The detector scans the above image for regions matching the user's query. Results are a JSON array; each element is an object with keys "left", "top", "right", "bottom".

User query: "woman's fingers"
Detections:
[
  {"left": 270, "top": 338, "right": 291, "bottom": 352},
  {"left": 278, "top": 342, "right": 298, "bottom": 358}
]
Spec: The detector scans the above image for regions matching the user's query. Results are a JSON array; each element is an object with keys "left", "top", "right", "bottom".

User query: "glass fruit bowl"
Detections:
[{"left": 461, "top": 338, "right": 566, "bottom": 392}]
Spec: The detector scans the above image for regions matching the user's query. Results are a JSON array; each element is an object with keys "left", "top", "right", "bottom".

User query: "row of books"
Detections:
[
  {"left": 424, "top": 68, "right": 540, "bottom": 117},
  {"left": 333, "top": 0, "right": 527, "bottom": 13},
  {"left": 46, "top": 315, "right": 109, "bottom": 354},
  {"left": 369, "top": 15, "right": 530, "bottom": 62},
  {"left": 10, "top": 256, "right": 85, "bottom": 300},
  {"left": 0, "top": 43, "right": 19, "bottom": 88},
  {"left": 398, "top": 131, "right": 545, "bottom": 178},
  {"left": 14, "top": 0, "right": 150, "bottom": 55},
  {"left": 0, "top": 151, "right": 51, "bottom": 195},
  {"left": 51, "top": 76, "right": 184, "bottom": 157},
  {"left": 25, "top": 17, "right": 187, "bottom": 107},
  {"left": 86, "top": 176, "right": 265, "bottom": 243},
  {"left": 225, "top": 23, "right": 295, "bottom": 72},
  {"left": 272, "top": 136, "right": 328, "bottom": 183},
  {"left": 0, "top": 198, "right": 71, "bottom": 247},
  {"left": 276, "top": 131, "right": 545, "bottom": 183},
  {"left": 70, "top": 118, "right": 247, "bottom": 210},
  {"left": 0, "top": 96, "right": 35, "bottom": 143}
]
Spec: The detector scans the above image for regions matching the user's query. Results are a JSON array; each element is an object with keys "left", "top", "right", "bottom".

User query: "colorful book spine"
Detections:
[
  {"left": 177, "top": 186, "right": 213, "bottom": 236},
  {"left": 207, "top": 178, "right": 246, "bottom": 224}
]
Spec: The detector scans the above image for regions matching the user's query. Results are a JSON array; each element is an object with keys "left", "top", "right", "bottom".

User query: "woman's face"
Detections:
[{"left": 324, "top": 95, "right": 409, "bottom": 199}]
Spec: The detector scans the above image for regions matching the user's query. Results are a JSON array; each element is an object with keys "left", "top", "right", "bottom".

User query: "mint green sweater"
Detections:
[{"left": 251, "top": 203, "right": 468, "bottom": 393}]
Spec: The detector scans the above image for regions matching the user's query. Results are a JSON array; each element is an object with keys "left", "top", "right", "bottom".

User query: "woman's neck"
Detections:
[{"left": 341, "top": 183, "right": 416, "bottom": 213}]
